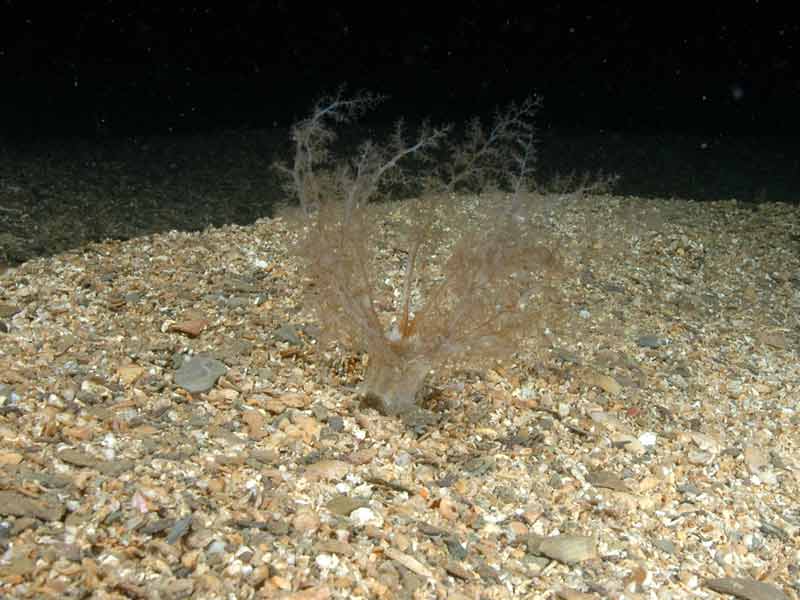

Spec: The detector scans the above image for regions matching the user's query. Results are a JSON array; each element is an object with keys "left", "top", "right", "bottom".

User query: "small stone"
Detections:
[
  {"left": 586, "top": 470, "right": 630, "bottom": 492},
  {"left": 394, "top": 451, "right": 413, "bottom": 467},
  {"left": 10, "top": 517, "right": 37, "bottom": 535},
  {"left": 279, "top": 586, "right": 331, "bottom": 600},
  {"left": 0, "top": 556, "right": 36, "bottom": 579},
  {"left": 445, "top": 537, "right": 468, "bottom": 561},
  {"left": 327, "top": 415, "right": 345, "bottom": 432},
  {"left": 612, "top": 434, "right": 645, "bottom": 455},
  {"left": 555, "top": 588, "right": 598, "bottom": 600},
  {"left": 264, "top": 393, "right": 311, "bottom": 413},
  {"left": 654, "top": 539, "right": 677, "bottom": 555},
  {"left": 444, "top": 561, "right": 473, "bottom": 581},
  {"left": 384, "top": 547, "right": 433, "bottom": 579},
  {"left": 162, "top": 579, "right": 195, "bottom": 598},
  {"left": 168, "top": 319, "right": 208, "bottom": 338},
  {"left": 142, "top": 519, "right": 177, "bottom": 538},
  {"left": 292, "top": 414, "right": 322, "bottom": 440},
  {"left": 587, "top": 373, "right": 622, "bottom": 396},
  {"left": 116, "top": 364, "right": 145, "bottom": 386},
  {"left": 638, "top": 431, "right": 657, "bottom": 448},
  {"left": 186, "top": 528, "right": 215, "bottom": 550},
  {"left": 63, "top": 426, "right": 95, "bottom": 441},
  {"left": 314, "top": 553, "right": 339, "bottom": 570},
  {"left": 326, "top": 495, "right": 369, "bottom": 516},
  {"left": 508, "top": 521, "right": 528, "bottom": 537},
  {"left": 0, "top": 452, "right": 23, "bottom": 465},
  {"left": 688, "top": 450, "right": 714, "bottom": 465},
  {"left": 209, "top": 476, "right": 228, "bottom": 492},
  {"left": 757, "top": 332, "right": 787, "bottom": 349},
  {"left": 206, "top": 540, "right": 227, "bottom": 556},
  {"left": 208, "top": 388, "right": 238, "bottom": 402},
  {"left": 0, "top": 303, "right": 20, "bottom": 318},
  {"left": 691, "top": 432, "right": 721, "bottom": 453},
  {"left": 274, "top": 324, "right": 302, "bottom": 345},
  {"left": 292, "top": 510, "right": 320, "bottom": 534},
  {"left": 438, "top": 496, "right": 460, "bottom": 520},
  {"left": 314, "top": 540, "right": 354, "bottom": 556},
  {"left": 744, "top": 445, "right": 769, "bottom": 474},
  {"left": 350, "top": 507, "right": 383, "bottom": 528},
  {"left": 174, "top": 356, "right": 227, "bottom": 393},
  {"left": 249, "top": 449, "right": 279, "bottom": 464},
  {"left": 242, "top": 410, "right": 267, "bottom": 440},
  {"left": 304, "top": 460, "right": 350, "bottom": 481},
  {"left": 344, "top": 448, "right": 377, "bottom": 465},
  {"left": 166, "top": 515, "right": 193, "bottom": 544},
  {"left": 57, "top": 449, "right": 100, "bottom": 468}
]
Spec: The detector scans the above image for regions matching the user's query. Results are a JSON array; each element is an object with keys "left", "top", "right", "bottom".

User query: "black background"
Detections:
[{"left": 1, "top": 2, "right": 797, "bottom": 140}]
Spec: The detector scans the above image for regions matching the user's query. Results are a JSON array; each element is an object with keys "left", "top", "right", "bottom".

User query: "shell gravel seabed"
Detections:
[{"left": 0, "top": 193, "right": 798, "bottom": 599}]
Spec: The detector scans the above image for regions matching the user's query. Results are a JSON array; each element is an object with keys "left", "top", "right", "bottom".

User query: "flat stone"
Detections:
[
  {"left": 527, "top": 534, "right": 598, "bottom": 564},
  {"left": 0, "top": 491, "right": 65, "bottom": 522},
  {"left": 57, "top": 448, "right": 101, "bottom": 468},
  {"left": 304, "top": 459, "right": 350, "bottom": 481},
  {"left": 586, "top": 470, "right": 630, "bottom": 492},
  {"left": 637, "top": 335, "right": 667, "bottom": 348},
  {"left": 326, "top": 495, "right": 369, "bottom": 516},
  {"left": 705, "top": 577, "right": 789, "bottom": 600}
]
